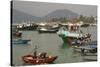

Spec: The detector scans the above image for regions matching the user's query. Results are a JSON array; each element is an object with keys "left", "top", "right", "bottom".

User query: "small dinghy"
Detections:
[{"left": 12, "top": 39, "right": 31, "bottom": 44}]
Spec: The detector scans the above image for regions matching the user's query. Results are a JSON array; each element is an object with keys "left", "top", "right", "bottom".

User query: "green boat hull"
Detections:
[{"left": 58, "top": 34, "right": 78, "bottom": 45}]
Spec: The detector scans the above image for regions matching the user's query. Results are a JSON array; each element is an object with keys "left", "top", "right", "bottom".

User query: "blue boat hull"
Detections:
[{"left": 12, "top": 39, "right": 30, "bottom": 44}]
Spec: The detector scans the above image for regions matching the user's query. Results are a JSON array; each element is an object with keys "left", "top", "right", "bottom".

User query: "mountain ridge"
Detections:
[
  {"left": 12, "top": 9, "right": 79, "bottom": 23},
  {"left": 12, "top": 9, "right": 40, "bottom": 23}
]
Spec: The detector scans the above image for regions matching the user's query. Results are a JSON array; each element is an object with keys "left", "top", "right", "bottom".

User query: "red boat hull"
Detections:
[{"left": 22, "top": 55, "right": 57, "bottom": 64}]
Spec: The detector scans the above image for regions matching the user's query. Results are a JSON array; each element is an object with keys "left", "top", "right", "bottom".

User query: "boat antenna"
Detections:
[{"left": 33, "top": 45, "right": 38, "bottom": 57}]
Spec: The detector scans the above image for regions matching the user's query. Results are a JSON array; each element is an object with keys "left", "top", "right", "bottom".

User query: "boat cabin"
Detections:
[{"left": 67, "top": 23, "right": 80, "bottom": 32}]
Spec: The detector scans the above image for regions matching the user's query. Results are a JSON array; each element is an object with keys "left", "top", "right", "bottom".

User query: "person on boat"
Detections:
[
  {"left": 76, "top": 39, "right": 83, "bottom": 46},
  {"left": 33, "top": 51, "right": 37, "bottom": 58},
  {"left": 39, "top": 52, "right": 47, "bottom": 58}
]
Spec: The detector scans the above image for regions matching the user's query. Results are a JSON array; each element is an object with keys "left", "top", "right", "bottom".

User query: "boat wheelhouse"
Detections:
[{"left": 57, "top": 22, "right": 91, "bottom": 45}]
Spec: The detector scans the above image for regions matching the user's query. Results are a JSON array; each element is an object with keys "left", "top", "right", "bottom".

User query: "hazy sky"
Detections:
[{"left": 13, "top": 1, "right": 97, "bottom": 17}]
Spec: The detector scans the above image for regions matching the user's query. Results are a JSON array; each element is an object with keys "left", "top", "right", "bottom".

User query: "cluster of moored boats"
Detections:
[
  {"left": 12, "top": 22, "right": 97, "bottom": 65},
  {"left": 57, "top": 23, "right": 97, "bottom": 61},
  {"left": 12, "top": 26, "right": 31, "bottom": 44}
]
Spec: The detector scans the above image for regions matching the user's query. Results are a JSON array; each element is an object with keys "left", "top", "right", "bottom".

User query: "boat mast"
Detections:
[{"left": 34, "top": 45, "right": 38, "bottom": 58}]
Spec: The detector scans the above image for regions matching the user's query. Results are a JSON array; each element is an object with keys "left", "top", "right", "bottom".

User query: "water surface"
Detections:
[{"left": 12, "top": 26, "right": 97, "bottom": 66}]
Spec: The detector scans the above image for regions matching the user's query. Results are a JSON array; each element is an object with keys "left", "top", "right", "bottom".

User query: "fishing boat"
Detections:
[
  {"left": 57, "top": 23, "right": 91, "bottom": 45},
  {"left": 22, "top": 46, "right": 58, "bottom": 64},
  {"left": 82, "top": 41, "right": 97, "bottom": 61},
  {"left": 12, "top": 25, "right": 22, "bottom": 38},
  {"left": 37, "top": 22, "right": 59, "bottom": 33},
  {"left": 38, "top": 27, "right": 58, "bottom": 33},
  {"left": 12, "top": 39, "right": 31, "bottom": 44},
  {"left": 12, "top": 31, "right": 22, "bottom": 38},
  {"left": 72, "top": 41, "right": 97, "bottom": 54},
  {"left": 57, "top": 23, "right": 82, "bottom": 45}
]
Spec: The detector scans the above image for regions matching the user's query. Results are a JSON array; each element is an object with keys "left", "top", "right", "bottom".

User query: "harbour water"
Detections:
[{"left": 12, "top": 26, "right": 97, "bottom": 66}]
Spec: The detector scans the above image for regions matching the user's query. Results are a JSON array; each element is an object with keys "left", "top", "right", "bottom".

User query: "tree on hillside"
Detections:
[{"left": 78, "top": 15, "right": 95, "bottom": 23}]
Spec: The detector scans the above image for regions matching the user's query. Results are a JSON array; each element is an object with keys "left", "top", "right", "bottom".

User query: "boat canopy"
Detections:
[{"left": 57, "top": 30, "right": 83, "bottom": 38}]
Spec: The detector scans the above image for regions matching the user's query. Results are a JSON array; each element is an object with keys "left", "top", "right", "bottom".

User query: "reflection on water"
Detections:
[{"left": 12, "top": 26, "right": 97, "bottom": 66}]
